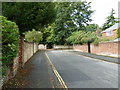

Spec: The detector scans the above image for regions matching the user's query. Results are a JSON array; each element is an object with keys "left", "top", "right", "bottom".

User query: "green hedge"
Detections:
[
  {"left": 117, "top": 28, "right": 120, "bottom": 38},
  {"left": 1, "top": 16, "right": 19, "bottom": 67}
]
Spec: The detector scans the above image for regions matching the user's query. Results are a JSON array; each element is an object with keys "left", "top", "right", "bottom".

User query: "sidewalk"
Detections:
[
  {"left": 2, "top": 50, "right": 61, "bottom": 89},
  {"left": 70, "top": 51, "right": 119, "bottom": 64}
]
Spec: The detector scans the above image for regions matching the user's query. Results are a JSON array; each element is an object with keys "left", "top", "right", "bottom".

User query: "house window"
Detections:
[{"left": 106, "top": 31, "right": 113, "bottom": 36}]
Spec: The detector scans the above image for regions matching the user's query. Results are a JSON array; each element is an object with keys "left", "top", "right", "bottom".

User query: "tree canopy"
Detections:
[
  {"left": 2, "top": 2, "right": 56, "bottom": 34},
  {"left": 48, "top": 1, "right": 94, "bottom": 45},
  {"left": 101, "top": 9, "right": 119, "bottom": 30},
  {"left": 85, "top": 24, "right": 98, "bottom": 32},
  {"left": 66, "top": 31, "right": 97, "bottom": 44},
  {"left": 2, "top": 2, "right": 95, "bottom": 45},
  {"left": 25, "top": 29, "right": 43, "bottom": 43}
]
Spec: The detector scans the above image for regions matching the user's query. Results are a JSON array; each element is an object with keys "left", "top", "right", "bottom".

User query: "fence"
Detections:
[{"left": 73, "top": 41, "right": 120, "bottom": 57}]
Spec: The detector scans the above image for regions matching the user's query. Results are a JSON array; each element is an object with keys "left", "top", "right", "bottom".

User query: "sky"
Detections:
[{"left": 85, "top": 0, "right": 120, "bottom": 27}]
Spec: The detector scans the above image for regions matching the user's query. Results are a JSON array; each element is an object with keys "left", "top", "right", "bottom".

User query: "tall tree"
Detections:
[
  {"left": 2, "top": 2, "right": 56, "bottom": 34},
  {"left": 101, "top": 9, "right": 119, "bottom": 30},
  {"left": 52, "top": 1, "right": 94, "bottom": 45}
]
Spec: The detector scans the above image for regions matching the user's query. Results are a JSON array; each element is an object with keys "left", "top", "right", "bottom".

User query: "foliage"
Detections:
[
  {"left": 81, "top": 31, "right": 97, "bottom": 44},
  {"left": 96, "top": 29, "right": 102, "bottom": 37},
  {"left": 85, "top": 24, "right": 99, "bottom": 32},
  {"left": 25, "top": 29, "right": 43, "bottom": 43},
  {"left": 1, "top": 16, "right": 19, "bottom": 66},
  {"left": 66, "top": 31, "right": 97, "bottom": 44},
  {"left": 116, "top": 27, "right": 120, "bottom": 38},
  {"left": 2, "top": 2, "right": 56, "bottom": 34},
  {"left": 2, "top": 65, "right": 9, "bottom": 76},
  {"left": 51, "top": 1, "right": 94, "bottom": 45},
  {"left": 66, "top": 31, "right": 85, "bottom": 44},
  {"left": 46, "top": 24, "right": 56, "bottom": 44},
  {"left": 93, "top": 37, "right": 111, "bottom": 46},
  {"left": 101, "top": 9, "right": 119, "bottom": 30}
]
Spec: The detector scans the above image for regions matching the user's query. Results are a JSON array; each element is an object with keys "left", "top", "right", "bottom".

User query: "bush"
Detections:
[
  {"left": 25, "top": 29, "right": 43, "bottom": 43},
  {"left": 93, "top": 37, "right": 111, "bottom": 46},
  {"left": 1, "top": 16, "right": 19, "bottom": 67},
  {"left": 117, "top": 28, "right": 120, "bottom": 38}
]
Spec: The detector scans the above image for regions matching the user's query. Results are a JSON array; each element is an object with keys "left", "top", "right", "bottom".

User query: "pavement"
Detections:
[
  {"left": 2, "top": 50, "right": 62, "bottom": 89},
  {"left": 70, "top": 50, "right": 119, "bottom": 64},
  {"left": 46, "top": 50, "right": 118, "bottom": 88}
]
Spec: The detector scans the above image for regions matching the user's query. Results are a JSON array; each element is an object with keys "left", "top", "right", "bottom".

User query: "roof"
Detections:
[{"left": 102, "top": 23, "right": 120, "bottom": 33}]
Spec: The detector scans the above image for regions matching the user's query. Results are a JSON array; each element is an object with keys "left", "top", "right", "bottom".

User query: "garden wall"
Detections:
[
  {"left": 23, "top": 41, "right": 38, "bottom": 66},
  {"left": 53, "top": 45, "right": 73, "bottom": 49},
  {"left": 73, "top": 41, "right": 120, "bottom": 57},
  {"left": 19, "top": 36, "right": 38, "bottom": 67}
]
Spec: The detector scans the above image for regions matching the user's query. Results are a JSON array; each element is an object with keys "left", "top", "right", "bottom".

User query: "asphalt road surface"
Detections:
[{"left": 46, "top": 50, "right": 118, "bottom": 88}]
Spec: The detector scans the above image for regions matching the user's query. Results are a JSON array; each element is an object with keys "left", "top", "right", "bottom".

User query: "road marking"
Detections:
[{"left": 45, "top": 52, "right": 68, "bottom": 89}]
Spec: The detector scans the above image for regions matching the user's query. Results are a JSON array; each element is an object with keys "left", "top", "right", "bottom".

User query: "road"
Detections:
[
  {"left": 2, "top": 50, "right": 118, "bottom": 89},
  {"left": 46, "top": 50, "right": 118, "bottom": 88}
]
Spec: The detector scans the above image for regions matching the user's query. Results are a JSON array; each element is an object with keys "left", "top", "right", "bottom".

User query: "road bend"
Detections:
[{"left": 46, "top": 50, "right": 118, "bottom": 88}]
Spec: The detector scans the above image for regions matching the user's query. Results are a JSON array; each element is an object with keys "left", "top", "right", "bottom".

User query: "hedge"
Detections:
[{"left": 1, "top": 16, "right": 19, "bottom": 67}]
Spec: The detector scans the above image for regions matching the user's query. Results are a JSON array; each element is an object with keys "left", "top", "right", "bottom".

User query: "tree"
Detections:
[
  {"left": 85, "top": 24, "right": 99, "bottom": 32},
  {"left": 25, "top": 29, "right": 43, "bottom": 43},
  {"left": 67, "top": 31, "right": 97, "bottom": 53},
  {"left": 101, "top": 9, "right": 119, "bottom": 30},
  {"left": 2, "top": 2, "right": 56, "bottom": 34},
  {"left": 51, "top": 1, "right": 94, "bottom": 45},
  {"left": 66, "top": 31, "right": 85, "bottom": 44},
  {"left": 81, "top": 31, "right": 97, "bottom": 53}
]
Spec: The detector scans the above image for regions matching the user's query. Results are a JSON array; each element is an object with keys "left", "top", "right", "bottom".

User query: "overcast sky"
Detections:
[{"left": 85, "top": 0, "right": 120, "bottom": 27}]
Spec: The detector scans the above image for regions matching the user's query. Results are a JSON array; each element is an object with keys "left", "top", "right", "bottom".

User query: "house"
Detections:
[{"left": 102, "top": 23, "right": 119, "bottom": 39}]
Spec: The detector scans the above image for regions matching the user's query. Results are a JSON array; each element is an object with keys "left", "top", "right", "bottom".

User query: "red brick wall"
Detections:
[
  {"left": 91, "top": 41, "right": 119, "bottom": 54},
  {"left": 73, "top": 41, "right": 120, "bottom": 57},
  {"left": 19, "top": 36, "right": 24, "bottom": 66},
  {"left": 73, "top": 44, "right": 88, "bottom": 53}
]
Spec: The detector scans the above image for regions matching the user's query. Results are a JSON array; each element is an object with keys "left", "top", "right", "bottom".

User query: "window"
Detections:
[{"left": 106, "top": 31, "right": 113, "bottom": 36}]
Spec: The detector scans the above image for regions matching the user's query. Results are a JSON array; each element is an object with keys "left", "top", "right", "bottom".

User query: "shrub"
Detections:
[
  {"left": 25, "top": 29, "right": 43, "bottom": 43},
  {"left": 93, "top": 37, "right": 111, "bottom": 46},
  {"left": 117, "top": 28, "right": 120, "bottom": 38},
  {"left": 1, "top": 16, "right": 19, "bottom": 67}
]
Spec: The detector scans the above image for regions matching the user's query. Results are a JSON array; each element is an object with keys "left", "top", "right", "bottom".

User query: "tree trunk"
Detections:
[{"left": 88, "top": 42, "right": 91, "bottom": 53}]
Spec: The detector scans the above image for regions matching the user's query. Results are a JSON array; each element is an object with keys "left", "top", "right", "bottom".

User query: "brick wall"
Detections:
[
  {"left": 73, "top": 41, "right": 120, "bottom": 57},
  {"left": 73, "top": 44, "right": 88, "bottom": 52}
]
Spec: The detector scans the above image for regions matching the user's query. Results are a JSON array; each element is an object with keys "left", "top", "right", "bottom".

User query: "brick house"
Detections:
[{"left": 102, "top": 23, "right": 119, "bottom": 39}]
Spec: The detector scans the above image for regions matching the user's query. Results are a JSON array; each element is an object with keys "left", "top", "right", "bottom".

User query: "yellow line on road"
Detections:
[{"left": 45, "top": 52, "right": 68, "bottom": 89}]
